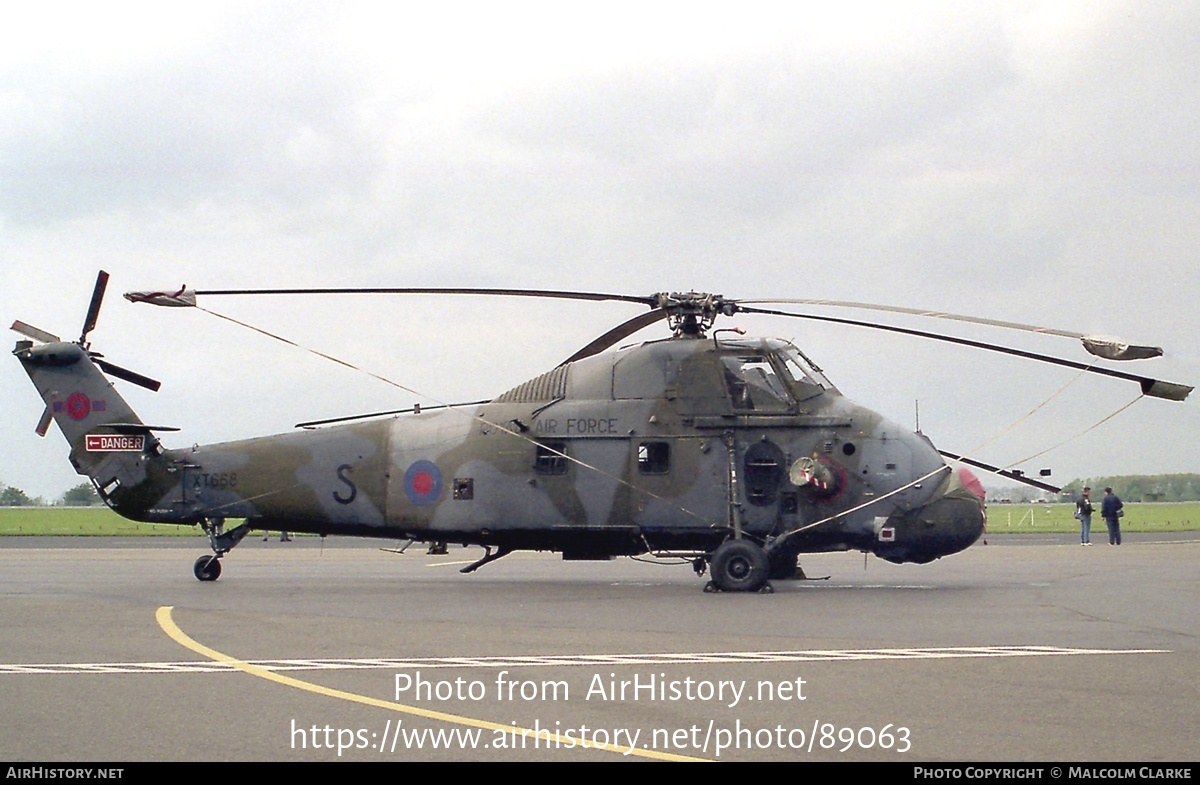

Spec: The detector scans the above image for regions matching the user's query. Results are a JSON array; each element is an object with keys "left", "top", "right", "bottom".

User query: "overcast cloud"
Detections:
[{"left": 2, "top": 0, "right": 1197, "bottom": 501}]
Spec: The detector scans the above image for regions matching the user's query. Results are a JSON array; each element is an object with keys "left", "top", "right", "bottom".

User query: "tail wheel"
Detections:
[
  {"left": 193, "top": 555, "right": 222, "bottom": 582},
  {"left": 710, "top": 539, "right": 770, "bottom": 592}
]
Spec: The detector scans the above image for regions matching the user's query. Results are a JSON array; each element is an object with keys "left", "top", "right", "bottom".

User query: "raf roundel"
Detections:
[
  {"left": 66, "top": 392, "right": 91, "bottom": 420},
  {"left": 403, "top": 460, "right": 443, "bottom": 506}
]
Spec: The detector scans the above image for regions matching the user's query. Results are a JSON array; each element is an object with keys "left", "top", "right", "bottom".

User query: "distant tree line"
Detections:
[
  {"left": 0, "top": 481, "right": 98, "bottom": 507},
  {"left": 0, "top": 485, "right": 39, "bottom": 506},
  {"left": 1059, "top": 474, "right": 1200, "bottom": 502}
]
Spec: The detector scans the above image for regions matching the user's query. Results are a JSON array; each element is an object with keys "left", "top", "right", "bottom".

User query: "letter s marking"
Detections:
[{"left": 334, "top": 464, "right": 357, "bottom": 505}]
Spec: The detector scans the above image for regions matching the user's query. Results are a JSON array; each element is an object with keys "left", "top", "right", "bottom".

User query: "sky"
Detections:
[{"left": 2, "top": 0, "right": 1198, "bottom": 501}]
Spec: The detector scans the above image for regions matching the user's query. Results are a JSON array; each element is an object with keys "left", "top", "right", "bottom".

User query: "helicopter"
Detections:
[{"left": 12, "top": 272, "right": 1192, "bottom": 592}]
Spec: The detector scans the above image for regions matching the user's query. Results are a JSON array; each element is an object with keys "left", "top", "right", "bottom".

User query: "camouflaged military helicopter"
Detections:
[{"left": 12, "top": 272, "right": 1192, "bottom": 592}]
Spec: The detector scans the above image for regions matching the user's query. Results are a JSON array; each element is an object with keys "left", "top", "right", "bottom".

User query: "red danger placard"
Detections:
[{"left": 85, "top": 434, "right": 145, "bottom": 452}]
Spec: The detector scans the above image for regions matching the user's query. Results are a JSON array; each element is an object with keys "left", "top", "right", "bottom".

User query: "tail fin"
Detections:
[{"left": 13, "top": 340, "right": 161, "bottom": 499}]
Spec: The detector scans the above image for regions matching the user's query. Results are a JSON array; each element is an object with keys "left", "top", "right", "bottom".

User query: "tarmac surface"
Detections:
[{"left": 1, "top": 532, "right": 1197, "bottom": 762}]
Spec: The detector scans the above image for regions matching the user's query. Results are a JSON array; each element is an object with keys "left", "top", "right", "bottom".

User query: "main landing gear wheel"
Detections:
[
  {"left": 709, "top": 539, "right": 771, "bottom": 593},
  {"left": 193, "top": 554, "right": 222, "bottom": 582}
]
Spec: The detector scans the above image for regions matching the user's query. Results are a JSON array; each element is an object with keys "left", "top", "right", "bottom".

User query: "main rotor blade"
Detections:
[
  {"left": 938, "top": 451, "right": 1061, "bottom": 493},
  {"left": 737, "top": 298, "right": 1164, "bottom": 361},
  {"left": 11, "top": 320, "right": 61, "bottom": 344},
  {"left": 79, "top": 270, "right": 110, "bottom": 345},
  {"left": 184, "top": 286, "right": 658, "bottom": 308},
  {"left": 94, "top": 358, "right": 162, "bottom": 392},
  {"left": 738, "top": 298, "right": 1085, "bottom": 336},
  {"left": 560, "top": 308, "right": 669, "bottom": 365},
  {"left": 129, "top": 284, "right": 669, "bottom": 363},
  {"left": 736, "top": 305, "right": 1192, "bottom": 401},
  {"left": 122, "top": 286, "right": 196, "bottom": 307}
]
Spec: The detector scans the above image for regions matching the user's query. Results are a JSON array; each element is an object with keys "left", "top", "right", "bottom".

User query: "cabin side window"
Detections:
[
  {"left": 534, "top": 441, "right": 568, "bottom": 475},
  {"left": 637, "top": 442, "right": 670, "bottom": 474}
]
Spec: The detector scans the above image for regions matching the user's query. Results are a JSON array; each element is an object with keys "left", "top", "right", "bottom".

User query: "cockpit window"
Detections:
[
  {"left": 722, "top": 356, "right": 792, "bottom": 411},
  {"left": 778, "top": 346, "right": 833, "bottom": 399}
]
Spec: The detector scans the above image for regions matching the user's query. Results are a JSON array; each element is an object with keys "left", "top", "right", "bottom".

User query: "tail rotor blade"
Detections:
[
  {"left": 94, "top": 358, "right": 162, "bottom": 392},
  {"left": 79, "top": 270, "right": 110, "bottom": 345},
  {"left": 35, "top": 406, "right": 54, "bottom": 437},
  {"left": 11, "top": 320, "right": 61, "bottom": 344}
]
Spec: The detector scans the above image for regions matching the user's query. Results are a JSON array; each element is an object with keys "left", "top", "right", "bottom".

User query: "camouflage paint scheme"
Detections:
[{"left": 15, "top": 332, "right": 986, "bottom": 585}]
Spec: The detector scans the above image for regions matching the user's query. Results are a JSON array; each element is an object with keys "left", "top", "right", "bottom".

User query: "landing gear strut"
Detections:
[{"left": 193, "top": 518, "right": 255, "bottom": 582}]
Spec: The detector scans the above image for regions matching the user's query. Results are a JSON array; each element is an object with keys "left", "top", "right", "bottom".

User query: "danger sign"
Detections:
[{"left": 85, "top": 434, "right": 145, "bottom": 452}]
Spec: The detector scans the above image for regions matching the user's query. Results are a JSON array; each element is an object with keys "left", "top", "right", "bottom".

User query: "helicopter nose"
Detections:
[
  {"left": 874, "top": 464, "right": 986, "bottom": 564},
  {"left": 956, "top": 464, "right": 986, "bottom": 499}
]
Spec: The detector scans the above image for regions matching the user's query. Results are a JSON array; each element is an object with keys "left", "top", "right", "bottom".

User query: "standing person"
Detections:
[
  {"left": 1101, "top": 487, "right": 1124, "bottom": 545},
  {"left": 1075, "top": 486, "right": 1094, "bottom": 546}
]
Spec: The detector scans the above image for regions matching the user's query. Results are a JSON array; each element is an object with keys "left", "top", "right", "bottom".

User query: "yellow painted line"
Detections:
[
  {"left": 156, "top": 605, "right": 706, "bottom": 762},
  {"left": 424, "top": 560, "right": 476, "bottom": 568}
]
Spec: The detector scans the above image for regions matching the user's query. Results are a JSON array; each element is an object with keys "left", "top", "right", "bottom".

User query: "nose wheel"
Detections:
[{"left": 193, "top": 554, "right": 222, "bottom": 582}]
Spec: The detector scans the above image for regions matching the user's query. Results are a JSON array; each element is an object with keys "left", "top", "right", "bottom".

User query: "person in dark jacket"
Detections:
[
  {"left": 1101, "top": 487, "right": 1124, "bottom": 545},
  {"left": 1075, "top": 486, "right": 1094, "bottom": 546}
]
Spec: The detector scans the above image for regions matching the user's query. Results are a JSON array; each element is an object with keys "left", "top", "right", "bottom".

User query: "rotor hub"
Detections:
[{"left": 654, "top": 292, "right": 738, "bottom": 337}]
